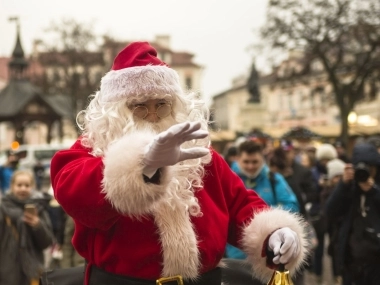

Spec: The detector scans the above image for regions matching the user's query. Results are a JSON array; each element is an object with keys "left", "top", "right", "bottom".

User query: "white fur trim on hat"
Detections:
[
  {"left": 102, "top": 130, "right": 172, "bottom": 216},
  {"left": 241, "top": 208, "right": 308, "bottom": 282},
  {"left": 327, "top": 158, "right": 346, "bottom": 179},
  {"left": 316, "top": 143, "right": 337, "bottom": 161},
  {"left": 100, "top": 65, "right": 182, "bottom": 102}
]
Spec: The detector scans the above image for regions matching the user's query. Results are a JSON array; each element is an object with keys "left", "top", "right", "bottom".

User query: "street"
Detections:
[{"left": 303, "top": 234, "right": 336, "bottom": 285}]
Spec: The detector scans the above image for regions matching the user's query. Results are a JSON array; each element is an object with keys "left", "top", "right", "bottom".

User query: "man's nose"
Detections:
[
  {"left": 145, "top": 105, "right": 159, "bottom": 122},
  {"left": 145, "top": 112, "right": 159, "bottom": 122}
]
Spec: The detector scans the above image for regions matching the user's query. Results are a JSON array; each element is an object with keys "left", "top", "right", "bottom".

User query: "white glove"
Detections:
[
  {"left": 268, "top": 227, "right": 300, "bottom": 264},
  {"left": 142, "top": 122, "right": 209, "bottom": 178}
]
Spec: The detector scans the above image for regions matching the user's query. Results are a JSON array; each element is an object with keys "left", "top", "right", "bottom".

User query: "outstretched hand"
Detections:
[
  {"left": 268, "top": 227, "right": 300, "bottom": 264},
  {"left": 143, "top": 122, "right": 209, "bottom": 177}
]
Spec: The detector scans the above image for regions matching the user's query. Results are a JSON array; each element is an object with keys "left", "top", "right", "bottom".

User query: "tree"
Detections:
[
  {"left": 32, "top": 18, "right": 104, "bottom": 131},
  {"left": 259, "top": 0, "right": 380, "bottom": 145}
]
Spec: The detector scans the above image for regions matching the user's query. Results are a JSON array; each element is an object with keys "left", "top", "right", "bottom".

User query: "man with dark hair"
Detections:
[
  {"left": 222, "top": 145, "right": 238, "bottom": 168},
  {"left": 227, "top": 140, "right": 299, "bottom": 259},
  {"left": 333, "top": 140, "right": 350, "bottom": 163}
]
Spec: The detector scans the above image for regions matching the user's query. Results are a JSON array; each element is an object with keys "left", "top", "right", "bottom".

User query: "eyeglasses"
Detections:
[{"left": 132, "top": 103, "right": 172, "bottom": 119}]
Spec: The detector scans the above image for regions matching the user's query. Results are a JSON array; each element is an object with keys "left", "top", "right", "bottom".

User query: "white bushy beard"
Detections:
[{"left": 119, "top": 115, "right": 209, "bottom": 218}]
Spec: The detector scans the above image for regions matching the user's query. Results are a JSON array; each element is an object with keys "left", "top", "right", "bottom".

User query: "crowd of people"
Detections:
[
  {"left": 0, "top": 41, "right": 379, "bottom": 285},
  {"left": 0, "top": 154, "right": 84, "bottom": 285},
  {"left": 223, "top": 135, "right": 380, "bottom": 285}
]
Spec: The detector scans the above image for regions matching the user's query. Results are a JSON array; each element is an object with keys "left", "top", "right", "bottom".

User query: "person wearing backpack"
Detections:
[{"left": 226, "top": 140, "right": 300, "bottom": 261}]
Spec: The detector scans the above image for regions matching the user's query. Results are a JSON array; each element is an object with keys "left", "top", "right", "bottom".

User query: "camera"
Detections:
[{"left": 354, "top": 162, "right": 371, "bottom": 183}]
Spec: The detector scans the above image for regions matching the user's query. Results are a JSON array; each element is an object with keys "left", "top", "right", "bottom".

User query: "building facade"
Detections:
[
  {"left": 211, "top": 51, "right": 380, "bottom": 141},
  {"left": 0, "top": 35, "right": 204, "bottom": 149},
  {"left": 211, "top": 75, "right": 269, "bottom": 134}
]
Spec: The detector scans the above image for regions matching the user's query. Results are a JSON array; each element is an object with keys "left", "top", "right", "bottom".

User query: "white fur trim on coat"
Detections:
[
  {"left": 102, "top": 130, "right": 172, "bottom": 216},
  {"left": 242, "top": 208, "right": 308, "bottom": 282},
  {"left": 154, "top": 200, "right": 199, "bottom": 279},
  {"left": 100, "top": 65, "right": 183, "bottom": 102}
]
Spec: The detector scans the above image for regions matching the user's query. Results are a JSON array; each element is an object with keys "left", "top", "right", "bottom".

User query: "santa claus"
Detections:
[{"left": 51, "top": 42, "right": 308, "bottom": 285}]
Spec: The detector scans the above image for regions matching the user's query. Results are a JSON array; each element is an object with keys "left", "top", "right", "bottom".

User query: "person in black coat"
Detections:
[
  {"left": 325, "top": 143, "right": 380, "bottom": 285},
  {"left": 277, "top": 142, "right": 318, "bottom": 216},
  {"left": 269, "top": 145, "right": 318, "bottom": 285}
]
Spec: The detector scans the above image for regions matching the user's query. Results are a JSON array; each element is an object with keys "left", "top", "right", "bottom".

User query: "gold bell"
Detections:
[{"left": 266, "top": 264, "right": 293, "bottom": 285}]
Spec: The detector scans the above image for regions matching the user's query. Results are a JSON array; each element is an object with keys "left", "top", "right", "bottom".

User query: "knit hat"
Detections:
[
  {"left": 280, "top": 140, "right": 294, "bottom": 151},
  {"left": 316, "top": 143, "right": 337, "bottom": 161},
  {"left": 327, "top": 158, "right": 346, "bottom": 179},
  {"left": 99, "top": 42, "right": 182, "bottom": 102}
]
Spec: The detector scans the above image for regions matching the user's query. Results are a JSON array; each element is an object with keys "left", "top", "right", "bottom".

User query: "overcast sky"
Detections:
[{"left": 0, "top": 0, "right": 268, "bottom": 104}]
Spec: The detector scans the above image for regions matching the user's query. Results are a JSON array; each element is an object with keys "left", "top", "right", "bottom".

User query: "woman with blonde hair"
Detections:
[{"left": 0, "top": 170, "right": 53, "bottom": 285}]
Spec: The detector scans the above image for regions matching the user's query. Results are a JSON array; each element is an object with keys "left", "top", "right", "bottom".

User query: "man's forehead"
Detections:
[{"left": 240, "top": 152, "right": 262, "bottom": 159}]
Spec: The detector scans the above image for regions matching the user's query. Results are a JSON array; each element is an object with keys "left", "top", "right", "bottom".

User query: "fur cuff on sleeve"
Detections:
[
  {"left": 102, "top": 130, "right": 171, "bottom": 216},
  {"left": 241, "top": 208, "right": 308, "bottom": 282}
]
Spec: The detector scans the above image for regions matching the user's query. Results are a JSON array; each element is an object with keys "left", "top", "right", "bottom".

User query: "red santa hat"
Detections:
[{"left": 100, "top": 42, "right": 182, "bottom": 102}]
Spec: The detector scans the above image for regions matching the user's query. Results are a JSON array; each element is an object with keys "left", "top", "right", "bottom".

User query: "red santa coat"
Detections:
[{"left": 51, "top": 133, "right": 306, "bottom": 284}]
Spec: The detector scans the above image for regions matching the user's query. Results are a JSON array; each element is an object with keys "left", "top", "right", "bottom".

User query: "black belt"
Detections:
[{"left": 89, "top": 265, "right": 222, "bottom": 285}]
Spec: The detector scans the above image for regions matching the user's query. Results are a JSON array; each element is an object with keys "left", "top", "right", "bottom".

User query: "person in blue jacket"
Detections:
[
  {"left": 226, "top": 140, "right": 300, "bottom": 259},
  {"left": 0, "top": 153, "right": 18, "bottom": 195}
]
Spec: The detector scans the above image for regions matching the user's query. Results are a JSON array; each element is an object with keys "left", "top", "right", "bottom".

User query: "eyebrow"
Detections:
[{"left": 243, "top": 159, "right": 259, "bottom": 163}]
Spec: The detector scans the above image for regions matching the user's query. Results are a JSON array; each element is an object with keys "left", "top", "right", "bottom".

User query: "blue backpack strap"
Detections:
[{"left": 268, "top": 171, "right": 277, "bottom": 204}]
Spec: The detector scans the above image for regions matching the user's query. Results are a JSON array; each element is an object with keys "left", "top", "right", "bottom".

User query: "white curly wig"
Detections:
[{"left": 76, "top": 89, "right": 212, "bottom": 217}]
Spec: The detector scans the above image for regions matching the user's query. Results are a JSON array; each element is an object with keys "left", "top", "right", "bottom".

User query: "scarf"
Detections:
[{"left": 1, "top": 194, "right": 45, "bottom": 279}]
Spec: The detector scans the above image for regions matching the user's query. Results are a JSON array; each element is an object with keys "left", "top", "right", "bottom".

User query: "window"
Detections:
[
  {"left": 311, "top": 59, "right": 323, "bottom": 72},
  {"left": 34, "top": 149, "right": 60, "bottom": 161},
  {"left": 288, "top": 92, "right": 293, "bottom": 109},
  {"left": 310, "top": 91, "right": 315, "bottom": 110},
  {"left": 298, "top": 92, "right": 303, "bottom": 109},
  {"left": 53, "top": 71, "right": 60, "bottom": 81},
  {"left": 369, "top": 80, "right": 377, "bottom": 101},
  {"left": 315, "top": 86, "right": 325, "bottom": 108},
  {"left": 185, "top": 77, "right": 193, "bottom": 89}
]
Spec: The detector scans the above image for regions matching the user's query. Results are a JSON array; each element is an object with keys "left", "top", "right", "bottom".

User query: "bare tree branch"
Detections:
[{"left": 258, "top": 0, "right": 380, "bottom": 144}]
